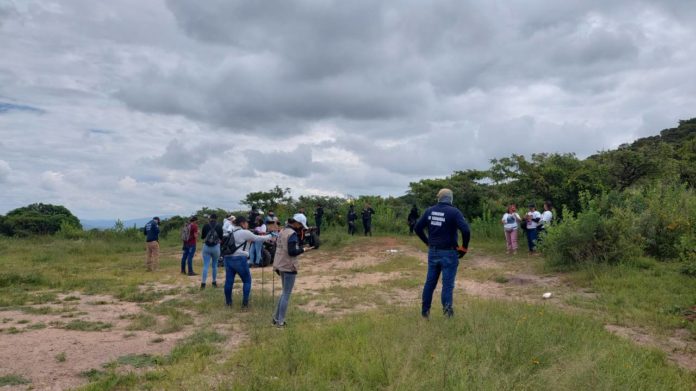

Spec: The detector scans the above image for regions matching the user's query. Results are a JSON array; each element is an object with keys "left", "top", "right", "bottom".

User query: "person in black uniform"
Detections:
[
  {"left": 347, "top": 205, "right": 357, "bottom": 235},
  {"left": 414, "top": 189, "right": 470, "bottom": 318},
  {"left": 361, "top": 203, "right": 375, "bottom": 236},
  {"left": 407, "top": 204, "right": 419, "bottom": 235},
  {"left": 314, "top": 204, "right": 324, "bottom": 236}
]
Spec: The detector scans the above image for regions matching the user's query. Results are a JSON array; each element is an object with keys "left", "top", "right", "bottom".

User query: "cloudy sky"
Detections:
[{"left": 1, "top": 0, "right": 695, "bottom": 220}]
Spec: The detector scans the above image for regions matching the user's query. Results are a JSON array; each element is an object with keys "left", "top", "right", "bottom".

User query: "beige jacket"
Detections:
[{"left": 273, "top": 227, "right": 301, "bottom": 273}]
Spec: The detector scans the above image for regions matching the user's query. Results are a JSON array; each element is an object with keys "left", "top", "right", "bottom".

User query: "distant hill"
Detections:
[{"left": 81, "top": 216, "right": 173, "bottom": 230}]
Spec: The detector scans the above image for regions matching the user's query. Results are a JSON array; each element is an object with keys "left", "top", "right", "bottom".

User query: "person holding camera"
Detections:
[
  {"left": 220, "top": 216, "right": 275, "bottom": 308},
  {"left": 272, "top": 213, "right": 313, "bottom": 328},
  {"left": 414, "top": 189, "right": 470, "bottom": 318}
]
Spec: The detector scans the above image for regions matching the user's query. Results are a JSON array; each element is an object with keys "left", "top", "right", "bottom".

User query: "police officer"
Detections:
[{"left": 414, "top": 188, "right": 470, "bottom": 318}]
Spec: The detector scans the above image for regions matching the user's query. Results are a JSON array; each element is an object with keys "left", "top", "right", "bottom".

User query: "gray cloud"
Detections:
[{"left": 0, "top": 0, "right": 695, "bottom": 219}]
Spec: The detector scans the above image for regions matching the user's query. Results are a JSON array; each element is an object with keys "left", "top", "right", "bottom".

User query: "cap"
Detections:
[{"left": 292, "top": 213, "right": 309, "bottom": 229}]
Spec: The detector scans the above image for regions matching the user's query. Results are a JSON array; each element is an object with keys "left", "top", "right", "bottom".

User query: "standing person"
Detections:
[
  {"left": 525, "top": 204, "right": 542, "bottom": 254},
  {"left": 180, "top": 216, "right": 199, "bottom": 275},
  {"left": 248, "top": 206, "right": 259, "bottom": 230},
  {"left": 249, "top": 215, "right": 267, "bottom": 267},
  {"left": 501, "top": 204, "right": 521, "bottom": 255},
  {"left": 314, "top": 204, "right": 324, "bottom": 236},
  {"left": 221, "top": 216, "right": 274, "bottom": 308},
  {"left": 273, "top": 213, "right": 313, "bottom": 327},
  {"left": 143, "top": 217, "right": 161, "bottom": 272},
  {"left": 407, "top": 204, "right": 420, "bottom": 235},
  {"left": 539, "top": 201, "right": 553, "bottom": 232},
  {"left": 200, "top": 214, "right": 224, "bottom": 289},
  {"left": 264, "top": 210, "right": 277, "bottom": 225},
  {"left": 347, "top": 205, "right": 357, "bottom": 235},
  {"left": 361, "top": 203, "right": 375, "bottom": 236},
  {"left": 414, "top": 189, "right": 470, "bottom": 318},
  {"left": 223, "top": 214, "right": 235, "bottom": 233}
]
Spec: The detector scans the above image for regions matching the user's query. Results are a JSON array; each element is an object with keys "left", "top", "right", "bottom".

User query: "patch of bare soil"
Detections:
[
  {"left": 0, "top": 292, "right": 191, "bottom": 391},
  {"left": 604, "top": 325, "right": 696, "bottom": 371}
]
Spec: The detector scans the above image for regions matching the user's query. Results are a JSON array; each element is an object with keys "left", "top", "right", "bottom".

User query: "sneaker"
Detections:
[
  {"left": 271, "top": 318, "right": 277, "bottom": 325},
  {"left": 212, "top": 281, "right": 218, "bottom": 288},
  {"left": 200, "top": 283, "right": 206, "bottom": 290},
  {"left": 188, "top": 272, "right": 198, "bottom": 276},
  {"left": 180, "top": 270, "right": 186, "bottom": 274},
  {"left": 421, "top": 310, "right": 430, "bottom": 320},
  {"left": 241, "top": 303, "right": 249, "bottom": 311},
  {"left": 443, "top": 307, "right": 454, "bottom": 318},
  {"left": 275, "top": 321, "right": 287, "bottom": 328}
]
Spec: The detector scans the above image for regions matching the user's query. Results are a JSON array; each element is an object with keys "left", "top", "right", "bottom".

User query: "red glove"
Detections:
[{"left": 456, "top": 246, "right": 468, "bottom": 258}]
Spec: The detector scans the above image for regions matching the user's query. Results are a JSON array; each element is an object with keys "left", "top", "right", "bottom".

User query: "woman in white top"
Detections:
[{"left": 501, "top": 204, "right": 522, "bottom": 254}]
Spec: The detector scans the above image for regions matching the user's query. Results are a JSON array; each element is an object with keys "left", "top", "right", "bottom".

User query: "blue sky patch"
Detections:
[{"left": 0, "top": 102, "right": 45, "bottom": 114}]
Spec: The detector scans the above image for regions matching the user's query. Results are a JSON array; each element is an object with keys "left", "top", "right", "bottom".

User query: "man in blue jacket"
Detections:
[
  {"left": 414, "top": 189, "right": 470, "bottom": 318},
  {"left": 143, "top": 217, "right": 161, "bottom": 272}
]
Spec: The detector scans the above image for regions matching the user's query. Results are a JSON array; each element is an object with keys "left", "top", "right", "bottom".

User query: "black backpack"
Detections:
[
  {"left": 204, "top": 223, "right": 220, "bottom": 246},
  {"left": 220, "top": 228, "right": 246, "bottom": 256}
]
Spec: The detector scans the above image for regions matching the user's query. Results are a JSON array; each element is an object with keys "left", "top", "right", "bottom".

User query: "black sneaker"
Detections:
[
  {"left": 241, "top": 303, "right": 249, "bottom": 311},
  {"left": 212, "top": 281, "right": 218, "bottom": 288},
  {"left": 200, "top": 283, "right": 206, "bottom": 290},
  {"left": 421, "top": 311, "right": 430, "bottom": 320},
  {"left": 272, "top": 318, "right": 277, "bottom": 325},
  {"left": 443, "top": 307, "right": 454, "bottom": 318},
  {"left": 188, "top": 272, "right": 198, "bottom": 276},
  {"left": 180, "top": 270, "right": 186, "bottom": 275}
]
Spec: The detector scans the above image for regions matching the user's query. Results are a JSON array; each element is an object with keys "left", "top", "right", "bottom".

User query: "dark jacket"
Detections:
[
  {"left": 408, "top": 207, "right": 420, "bottom": 224},
  {"left": 414, "top": 202, "right": 470, "bottom": 249},
  {"left": 361, "top": 208, "right": 375, "bottom": 221},
  {"left": 143, "top": 219, "right": 159, "bottom": 242},
  {"left": 347, "top": 209, "right": 357, "bottom": 222},
  {"left": 201, "top": 221, "right": 224, "bottom": 246}
]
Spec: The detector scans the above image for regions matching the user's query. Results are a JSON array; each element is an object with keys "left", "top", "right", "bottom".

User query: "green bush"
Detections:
[
  {"left": 629, "top": 185, "right": 695, "bottom": 260},
  {"left": 2, "top": 203, "right": 81, "bottom": 236},
  {"left": 540, "top": 198, "right": 641, "bottom": 268}
]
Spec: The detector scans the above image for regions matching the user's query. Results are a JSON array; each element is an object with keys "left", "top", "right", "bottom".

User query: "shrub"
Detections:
[
  {"left": 540, "top": 199, "right": 641, "bottom": 269},
  {"left": 629, "top": 185, "right": 695, "bottom": 260}
]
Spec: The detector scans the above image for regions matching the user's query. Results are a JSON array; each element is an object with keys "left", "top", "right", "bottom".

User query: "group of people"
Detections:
[
  {"left": 143, "top": 210, "right": 314, "bottom": 328},
  {"left": 501, "top": 201, "right": 553, "bottom": 254},
  {"left": 143, "top": 193, "right": 555, "bottom": 325},
  {"left": 346, "top": 203, "right": 375, "bottom": 236}
]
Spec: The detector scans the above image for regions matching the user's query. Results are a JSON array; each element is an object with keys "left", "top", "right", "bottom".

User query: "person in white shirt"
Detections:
[
  {"left": 220, "top": 216, "right": 275, "bottom": 308},
  {"left": 540, "top": 201, "right": 553, "bottom": 229},
  {"left": 525, "top": 203, "right": 542, "bottom": 254},
  {"left": 222, "top": 214, "right": 235, "bottom": 234},
  {"left": 501, "top": 204, "right": 522, "bottom": 254}
]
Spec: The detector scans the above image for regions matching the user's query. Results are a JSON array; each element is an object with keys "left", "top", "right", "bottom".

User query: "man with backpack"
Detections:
[
  {"left": 200, "top": 214, "right": 224, "bottom": 289},
  {"left": 220, "top": 216, "right": 275, "bottom": 308},
  {"left": 414, "top": 189, "right": 470, "bottom": 318},
  {"left": 180, "top": 216, "right": 199, "bottom": 276},
  {"left": 143, "top": 217, "right": 161, "bottom": 272}
]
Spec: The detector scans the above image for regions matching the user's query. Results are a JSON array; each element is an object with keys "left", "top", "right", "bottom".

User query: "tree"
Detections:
[
  {"left": 3, "top": 203, "right": 82, "bottom": 236},
  {"left": 240, "top": 186, "right": 293, "bottom": 212}
]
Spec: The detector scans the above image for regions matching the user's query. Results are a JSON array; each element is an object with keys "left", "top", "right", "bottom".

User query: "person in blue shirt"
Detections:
[
  {"left": 143, "top": 217, "right": 161, "bottom": 272},
  {"left": 414, "top": 189, "right": 470, "bottom": 318}
]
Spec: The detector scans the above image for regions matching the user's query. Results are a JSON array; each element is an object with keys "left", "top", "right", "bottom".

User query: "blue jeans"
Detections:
[
  {"left": 180, "top": 244, "right": 196, "bottom": 273},
  {"left": 201, "top": 244, "right": 220, "bottom": 284},
  {"left": 224, "top": 255, "right": 252, "bottom": 306},
  {"left": 249, "top": 241, "right": 263, "bottom": 266},
  {"left": 273, "top": 271, "right": 296, "bottom": 324},
  {"left": 526, "top": 228, "right": 538, "bottom": 252},
  {"left": 422, "top": 248, "right": 459, "bottom": 316}
]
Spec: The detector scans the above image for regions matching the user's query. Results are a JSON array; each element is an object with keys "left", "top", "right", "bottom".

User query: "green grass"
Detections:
[
  {"left": 55, "top": 352, "right": 67, "bottom": 362},
  {"left": 0, "top": 374, "right": 30, "bottom": 386},
  {"left": 564, "top": 262, "right": 696, "bottom": 334},
  {"left": 62, "top": 319, "right": 112, "bottom": 331}
]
